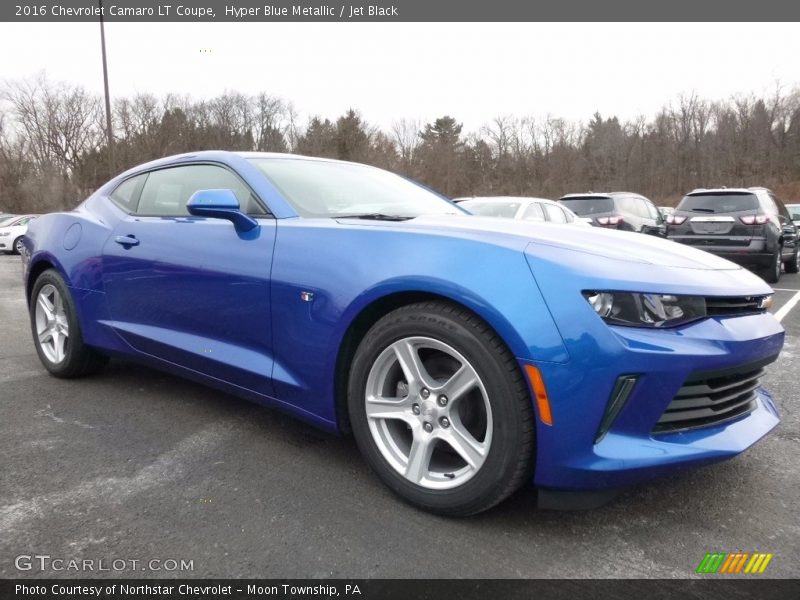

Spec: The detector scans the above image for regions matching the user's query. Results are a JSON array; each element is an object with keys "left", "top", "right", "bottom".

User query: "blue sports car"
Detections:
[{"left": 22, "top": 151, "right": 783, "bottom": 515}]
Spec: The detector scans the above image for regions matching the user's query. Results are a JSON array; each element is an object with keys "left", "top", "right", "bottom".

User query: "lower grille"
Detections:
[{"left": 653, "top": 355, "right": 777, "bottom": 433}]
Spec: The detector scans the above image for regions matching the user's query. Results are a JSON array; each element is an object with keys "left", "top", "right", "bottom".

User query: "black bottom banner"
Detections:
[{"left": 2, "top": 579, "right": 799, "bottom": 600}]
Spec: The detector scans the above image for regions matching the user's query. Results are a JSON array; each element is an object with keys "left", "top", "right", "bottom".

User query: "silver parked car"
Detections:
[
  {"left": 658, "top": 206, "right": 675, "bottom": 219},
  {"left": 787, "top": 203, "right": 800, "bottom": 228},
  {"left": 454, "top": 196, "right": 590, "bottom": 226}
]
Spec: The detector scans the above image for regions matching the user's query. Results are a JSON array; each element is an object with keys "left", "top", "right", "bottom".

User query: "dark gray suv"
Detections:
[
  {"left": 559, "top": 192, "right": 666, "bottom": 237},
  {"left": 666, "top": 187, "right": 799, "bottom": 283}
]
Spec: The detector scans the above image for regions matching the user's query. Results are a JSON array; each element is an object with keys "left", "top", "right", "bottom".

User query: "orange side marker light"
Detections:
[{"left": 525, "top": 364, "right": 553, "bottom": 426}]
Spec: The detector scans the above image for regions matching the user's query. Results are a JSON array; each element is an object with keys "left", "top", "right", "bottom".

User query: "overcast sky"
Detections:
[{"left": 1, "top": 22, "right": 798, "bottom": 132}]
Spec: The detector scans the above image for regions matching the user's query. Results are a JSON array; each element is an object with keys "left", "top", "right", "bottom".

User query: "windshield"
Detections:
[
  {"left": 0, "top": 216, "right": 16, "bottom": 227},
  {"left": 677, "top": 193, "right": 758, "bottom": 213},
  {"left": 559, "top": 197, "right": 614, "bottom": 215},
  {"left": 459, "top": 200, "right": 520, "bottom": 218},
  {"left": 787, "top": 204, "right": 800, "bottom": 219},
  {"left": 248, "top": 158, "right": 461, "bottom": 218}
]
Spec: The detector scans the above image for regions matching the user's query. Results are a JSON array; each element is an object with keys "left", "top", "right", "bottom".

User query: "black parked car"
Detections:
[
  {"left": 559, "top": 192, "right": 666, "bottom": 237},
  {"left": 666, "top": 187, "right": 799, "bottom": 283}
]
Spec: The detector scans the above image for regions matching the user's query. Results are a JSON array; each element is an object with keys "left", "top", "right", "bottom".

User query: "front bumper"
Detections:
[{"left": 525, "top": 313, "right": 783, "bottom": 491}]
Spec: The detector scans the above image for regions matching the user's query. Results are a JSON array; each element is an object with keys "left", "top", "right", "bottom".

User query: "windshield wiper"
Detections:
[{"left": 333, "top": 213, "right": 414, "bottom": 221}]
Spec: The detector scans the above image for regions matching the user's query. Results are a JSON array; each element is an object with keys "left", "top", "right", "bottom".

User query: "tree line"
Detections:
[{"left": 1, "top": 73, "right": 799, "bottom": 214}]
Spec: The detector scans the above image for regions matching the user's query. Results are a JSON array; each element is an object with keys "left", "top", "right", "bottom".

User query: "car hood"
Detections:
[{"left": 364, "top": 214, "right": 741, "bottom": 271}]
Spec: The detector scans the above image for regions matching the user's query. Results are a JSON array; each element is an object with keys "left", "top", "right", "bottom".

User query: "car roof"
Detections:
[
  {"left": 111, "top": 150, "right": 381, "bottom": 187},
  {"left": 144, "top": 150, "right": 327, "bottom": 163},
  {"left": 457, "top": 196, "right": 556, "bottom": 205},
  {"left": 686, "top": 187, "right": 769, "bottom": 196},
  {"left": 560, "top": 192, "right": 639, "bottom": 200}
]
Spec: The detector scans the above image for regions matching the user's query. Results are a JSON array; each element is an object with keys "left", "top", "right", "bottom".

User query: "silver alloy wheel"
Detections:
[
  {"left": 35, "top": 284, "right": 69, "bottom": 364},
  {"left": 14, "top": 238, "right": 24, "bottom": 254},
  {"left": 775, "top": 250, "right": 782, "bottom": 280},
  {"left": 364, "top": 336, "right": 493, "bottom": 490}
]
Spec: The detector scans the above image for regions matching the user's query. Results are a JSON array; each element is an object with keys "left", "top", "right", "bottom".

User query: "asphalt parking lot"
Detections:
[{"left": 0, "top": 253, "right": 798, "bottom": 579}]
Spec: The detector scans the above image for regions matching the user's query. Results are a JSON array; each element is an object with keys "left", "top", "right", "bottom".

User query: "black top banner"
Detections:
[{"left": 3, "top": 0, "right": 800, "bottom": 22}]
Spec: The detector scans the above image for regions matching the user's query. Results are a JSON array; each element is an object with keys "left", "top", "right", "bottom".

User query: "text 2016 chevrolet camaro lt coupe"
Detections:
[{"left": 23, "top": 152, "right": 783, "bottom": 515}]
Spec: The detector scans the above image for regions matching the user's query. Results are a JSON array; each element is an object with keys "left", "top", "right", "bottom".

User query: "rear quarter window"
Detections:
[
  {"left": 110, "top": 174, "right": 147, "bottom": 213},
  {"left": 521, "top": 203, "right": 545, "bottom": 221},
  {"left": 543, "top": 203, "right": 567, "bottom": 223}
]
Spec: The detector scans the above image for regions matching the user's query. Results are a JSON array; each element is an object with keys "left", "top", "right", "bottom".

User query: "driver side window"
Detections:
[{"left": 136, "top": 164, "right": 267, "bottom": 217}]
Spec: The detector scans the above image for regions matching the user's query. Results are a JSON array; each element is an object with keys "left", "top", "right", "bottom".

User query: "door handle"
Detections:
[{"left": 114, "top": 235, "right": 140, "bottom": 247}]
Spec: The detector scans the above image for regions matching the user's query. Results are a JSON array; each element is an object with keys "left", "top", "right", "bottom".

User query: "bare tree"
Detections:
[{"left": 2, "top": 74, "right": 800, "bottom": 213}]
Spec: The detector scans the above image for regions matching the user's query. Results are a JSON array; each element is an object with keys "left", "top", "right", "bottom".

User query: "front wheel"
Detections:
[
  {"left": 30, "top": 269, "right": 108, "bottom": 378},
  {"left": 347, "top": 301, "right": 535, "bottom": 516},
  {"left": 13, "top": 236, "right": 24, "bottom": 255}
]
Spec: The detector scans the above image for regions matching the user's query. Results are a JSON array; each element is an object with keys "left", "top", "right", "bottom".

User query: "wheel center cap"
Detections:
[{"left": 420, "top": 400, "right": 437, "bottom": 420}]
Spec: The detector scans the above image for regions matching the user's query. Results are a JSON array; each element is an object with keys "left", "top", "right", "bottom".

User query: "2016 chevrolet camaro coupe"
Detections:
[{"left": 23, "top": 152, "right": 784, "bottom": 515}]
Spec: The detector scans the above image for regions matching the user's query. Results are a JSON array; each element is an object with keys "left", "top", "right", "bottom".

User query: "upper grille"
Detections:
[
  {"left": 705, "top": 296, "right": 769, "bottom": 318},
  {"left": 653, "top": 355, "right": 777, "bottom": 434}
]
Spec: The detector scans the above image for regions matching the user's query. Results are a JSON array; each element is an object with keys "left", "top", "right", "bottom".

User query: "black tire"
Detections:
[
  {"left": 761, "top": 248, "right": 782, "bottom": 284},
  {"left": 12, "top": 236, "right": 24, "bottom": 255},
  {"left": 29, "top": 269, "right": 108, "bottom": 378},
  {"left": 347, "top": 301, "right": 535, "bottom": 516},
  {"left": 784, "top": 247, "right": 799, "bottom": 274}
]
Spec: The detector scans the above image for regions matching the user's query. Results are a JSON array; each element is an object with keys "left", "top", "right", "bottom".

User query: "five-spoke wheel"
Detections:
[
  {"left": 34, "top": 283, "right": 70, "bottom": 364},
  {"left": 348, "top": 301, "right": 535, "bottom": 516},
  {"left": 365, "top": 336, "right": 492, "bottom": 489},
  {"left": 29, "top": 269, "right": 108, "bottom": 378}
]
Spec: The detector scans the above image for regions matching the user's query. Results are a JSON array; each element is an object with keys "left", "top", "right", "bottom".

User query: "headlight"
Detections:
[
  {"left": 583, "top": 291, "right": 707, "bottom": 328},
  {"left": 0, "top": 232, "right": 9, "bottom": 237}
]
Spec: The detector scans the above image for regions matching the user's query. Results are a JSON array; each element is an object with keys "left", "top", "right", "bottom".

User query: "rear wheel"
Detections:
[
  {"left": 347, "top": 301, "right": 535, "bottom": 516},
  {"left": 784, "top": 247, "right": 799, "bottom": 274},
  {"left": 30, "top": 269, "right": 108, "bottom": 378},
  {"left": 762, "top": 248, "right": 782, "bottom": 284}
]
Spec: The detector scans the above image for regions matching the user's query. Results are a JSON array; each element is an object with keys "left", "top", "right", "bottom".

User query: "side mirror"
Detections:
[{"left": 187, "top": 189, "right": 258, "bottom": 233}]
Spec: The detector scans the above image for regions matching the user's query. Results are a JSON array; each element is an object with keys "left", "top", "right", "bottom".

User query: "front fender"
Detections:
[
  {"left": 338, "top": 273, "right": 569, "bottom": 365},
  {"left": 269, "top": 219, "right": 570, "bottom": 425}
]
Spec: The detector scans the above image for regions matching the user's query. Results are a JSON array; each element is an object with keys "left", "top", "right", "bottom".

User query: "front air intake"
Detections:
[{"left": 653, "top": 355, "right": 778, "bottom": 434}]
